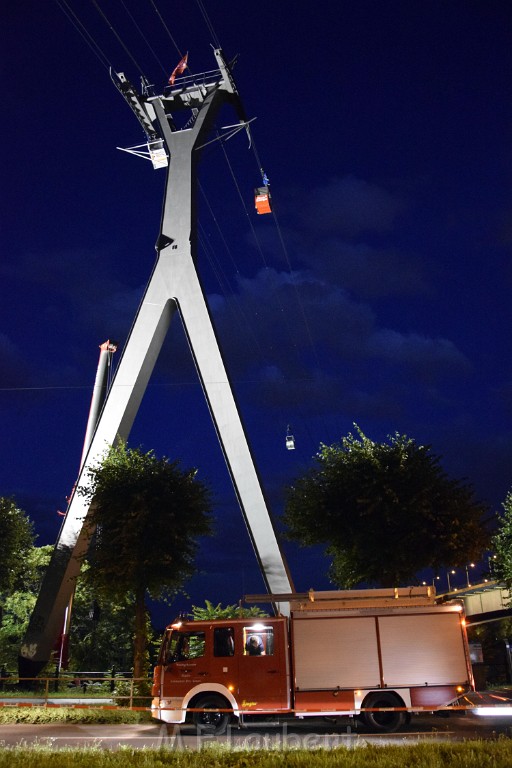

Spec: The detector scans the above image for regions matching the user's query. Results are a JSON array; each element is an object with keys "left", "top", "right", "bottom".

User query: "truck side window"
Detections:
[
  {"left": 182, "top": 631, "right": 206, "bottom": 659},
  {"left": 213, "top": 627, "right": 235, "bottom": 656},
  {"left": 243, "top": 626, "right": 274, "bottom": 656},
  {"left": 164, "top": 631, "right": 206, "bottom": 663}
]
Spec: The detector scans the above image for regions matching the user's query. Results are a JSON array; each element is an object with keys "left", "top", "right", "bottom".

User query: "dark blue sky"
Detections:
[{"left": 2, "top": 1, "right": 511, "bottom": 612}]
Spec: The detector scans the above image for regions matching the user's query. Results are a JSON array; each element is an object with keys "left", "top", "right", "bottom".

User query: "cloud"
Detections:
[
  {"left": 3, "top": 237, "right": 469, "bottom": 431},
  {"left": 297, "top": 175, "right": 406, "bottom": 236},
  {"left": 368, "top": 329, "right": 471, "bottom": 374},
  {"left": 0, "top": 247, "right": 149, "bottom": 384},
  {"left": 262, "top": 175, "right": 422, "bottom": 300},
  {"left": 201, "top": 267, "right": 471, "bottom": 420},
  {"left": 300, "top": 239, "right": 430, "bottom": 299}
]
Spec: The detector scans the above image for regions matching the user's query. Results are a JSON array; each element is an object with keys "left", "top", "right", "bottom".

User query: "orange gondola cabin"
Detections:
[{"left": 255, "top": 186, "right": 272, "bottom": 214}]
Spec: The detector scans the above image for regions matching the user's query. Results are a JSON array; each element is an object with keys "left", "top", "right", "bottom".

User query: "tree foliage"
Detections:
[
  {"left": 0, "top": 545, "right": 51, "bottom": 670},
  {"left": 79, "top": 442, "right": 213, "bottom": 679},
  {"left": 283, "top": 426, "right": 490, "bottom": 588},
  {"left": 67, "top": 566, "right": 137, "bottom": 673},
  {"left": 0, "top": 498, "right": 35, "bottom": 596},
  {"left": 492, "top": 490, "right": 512, "bottom": 591},
  {"left": 0, "top": 543, "right": 137, "bottom": 673},
  {"left": 191, "top": 600, "right": 268, "bottom": 621}
]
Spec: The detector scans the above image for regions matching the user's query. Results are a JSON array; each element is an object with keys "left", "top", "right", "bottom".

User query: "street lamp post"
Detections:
[
  {"left": 465, "top": 562, "right": 475, "bottom": 587},
  {"left": 447, "top": 569, "right": 456, "bottom": 591}
]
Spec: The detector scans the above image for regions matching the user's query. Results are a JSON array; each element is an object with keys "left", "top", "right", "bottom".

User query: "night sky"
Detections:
[{"left": 2, "top": 1, "right": 511, "bottom": 618}]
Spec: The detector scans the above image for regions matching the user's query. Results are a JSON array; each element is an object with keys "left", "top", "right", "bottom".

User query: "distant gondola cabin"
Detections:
[{"left": 255, "top": 186, "right": 272, "bottom": 215}]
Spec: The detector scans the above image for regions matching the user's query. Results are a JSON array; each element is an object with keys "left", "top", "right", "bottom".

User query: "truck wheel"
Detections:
[
  {"left": 361, "top": 692, "right": 406, "bottom": 733},
  {"left": 192, "top": 695, "right": 230, "bottom": 735}
]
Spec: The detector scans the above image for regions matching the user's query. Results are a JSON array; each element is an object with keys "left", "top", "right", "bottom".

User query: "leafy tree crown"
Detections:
[{"left": 284, "top": 426, "right": 489, "bottom": 588}]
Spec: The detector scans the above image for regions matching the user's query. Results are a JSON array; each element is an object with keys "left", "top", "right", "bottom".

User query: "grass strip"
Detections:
[
  {"left": 0, "top": 707, "right": 151, "bottom": 724},
  {"left": 0, "top": 742, "right": 511, "bottom": 767}
]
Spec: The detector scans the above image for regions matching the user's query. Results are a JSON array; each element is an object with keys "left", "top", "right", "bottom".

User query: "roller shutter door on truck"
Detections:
[
  {"left": 293, "top": 616, "right": 381, "bottom": 689},
  {"left": 378, "top": 612, "right": 468, "bottom": 686}
]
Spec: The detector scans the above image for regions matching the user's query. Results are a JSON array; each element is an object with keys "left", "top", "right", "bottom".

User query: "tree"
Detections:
[
  {"left": 492, "top": 490, "right": 512, "bottom": 591},
  {"left": 191, "top": 600, "right": 268, "bottom": 620},
  {"left": 0, "top": 498, "right": 35, "bottom": 596},
  {"left": 0, "top": 545, "right": 51, "bottom": 670},
  {"left": 67, "top": 565, "right": 138, "bottom": 673},
  {"left": 0, "top": 544, "right": 141, "bottom": 674},
  {"left": 79, "top": 442, "right": 213, "bottom": 681},
  {"left": 283, "top": 426, "right": 489, "bottom": 588}
]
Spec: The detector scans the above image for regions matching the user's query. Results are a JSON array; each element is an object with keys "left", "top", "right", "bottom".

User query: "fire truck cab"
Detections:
[{"left": 152, "top": 616, "right": 290, "bottom": 734}]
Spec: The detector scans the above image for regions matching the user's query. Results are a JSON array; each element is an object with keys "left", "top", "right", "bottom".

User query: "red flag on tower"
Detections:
[{"left": 168, "top": 53, "right": 189, "bottom": 85}]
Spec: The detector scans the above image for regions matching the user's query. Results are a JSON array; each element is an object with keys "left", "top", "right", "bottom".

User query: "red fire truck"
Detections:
[{"left": 151, "top": 586, "right": 473, "bottom": 734}]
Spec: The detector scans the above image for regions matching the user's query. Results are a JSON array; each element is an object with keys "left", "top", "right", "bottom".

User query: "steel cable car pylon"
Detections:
[{"left": 19, "top": 49, "right": 293, "bottom": 678}]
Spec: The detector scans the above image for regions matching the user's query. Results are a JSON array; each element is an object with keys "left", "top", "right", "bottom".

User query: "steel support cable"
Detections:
[
  {"left": 219, "top": 140, "right": 269, "bottom": 270},
  {"left": 119, "top": 0, "right": 168, "bottom": 76},
  {"left": 197, "top": 218, "right": 267, "bottom": 361},
  {"left": 198, "top": 223, "right": 232, "bottom": 297},
  {"left": 91, "top": 0, "right": 147, "bottom": 78},
  {"left": 239, "top": 129, "right": 324, "bottom": 445},
  {"left": 55, "top": 0, "right": 112, "bottom": 70},
  {"left": 186, "top": 0, "right": 318, "bottom": 401},
  {"left": 199, "top": 181, "right": 242, "bottom": 279},
  {"left": 271, "top": 209, "right": 321, "bottom": 369},
  {"left": 196, "top": 0, "right": 222, "bottom": 49},
  {"left": 148, "top": 0, "right": 184, "bottom": 60},
  {"left": 219, "top": 140, "right": 314, "bottom": 390},
  {"left": 250, "top": 137, "right": 266, "bottom": 182},
  {"left": 199, "top": 177, "right": 271, "bottom": 358},
  {"left": 249, "top": 134, "right": 323, "bottom": 370}
]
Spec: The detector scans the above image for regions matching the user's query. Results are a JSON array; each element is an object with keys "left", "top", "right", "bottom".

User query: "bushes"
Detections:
[{"left": 0, "top": 706, "right": 151, "bottom": 724}]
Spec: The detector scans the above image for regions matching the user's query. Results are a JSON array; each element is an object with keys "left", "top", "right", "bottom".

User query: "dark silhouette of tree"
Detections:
[
  {"left": 492, "top": 490, "right": 512, "bottom": 591},
  {"left": 79, "top": 442, "right": 213, "bottom": 681},
  {"left": 0, "top": 544, "right": 51, "bottom": 670},
  {"left": 0, "top": 498, "right": 34, "bottom": 596},
  {"left": 283, "top": 426, "right": 489, "bottom": 588}
]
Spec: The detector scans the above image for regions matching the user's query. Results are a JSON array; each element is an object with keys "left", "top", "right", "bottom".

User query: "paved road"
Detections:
[{"left": 0, "top": 714, "right": 511, "bottom": 749}]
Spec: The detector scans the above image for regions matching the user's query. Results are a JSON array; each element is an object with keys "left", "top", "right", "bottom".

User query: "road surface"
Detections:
[{"left": 0, "top": 714, "right": 511, "bottom": 749}]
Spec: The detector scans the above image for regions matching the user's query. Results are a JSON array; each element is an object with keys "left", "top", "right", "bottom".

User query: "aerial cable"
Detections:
[
  {"left": 199, "top": 181, "right": 241, "bottom": 280},
  {"left": 119, "top": 0, "right": 168, "bottom": 76},
  {"left": 198, "top": 219, "right": 235, "bottom": 297},
  {"left": 196, "top": 120, "right": 256, "bottom": 152},
  {"left": 55, "top": 0, "right": 112, "bottom": 71},
  {"left": 198, "top": 203, "right": 268, "bottom": 360},
  {"left": 272, "top": 208, "right": 321, "bottom": 367},
  {"left": 219, "top": 139, "right": 317, "bottom": 395},
  {"left": 91, "top": 0, "right": 146, "bottom": 78},
  {"left": 250, "top": 139, "right": 266, "bottom": 185},
  {"left": 148, "top": 0, "right": 184, "bottom": 60},
  {"left": 220, "top": 100, "right": 325, "bottom": 410},
  {"left": 219, "top": 139, "right": 269, "bottom": 270},
  {"left": 196, "top": 0, "right": 222, "bottom": 49},
  {"left": 248, "top": 129, "right": 323, "bottom": 369}
]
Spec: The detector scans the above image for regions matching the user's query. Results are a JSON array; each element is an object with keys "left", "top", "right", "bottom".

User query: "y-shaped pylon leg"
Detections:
[{"left": 20, "top": 50, "right": 293, "bottom": 677}]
